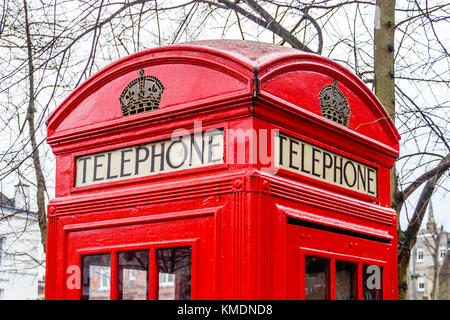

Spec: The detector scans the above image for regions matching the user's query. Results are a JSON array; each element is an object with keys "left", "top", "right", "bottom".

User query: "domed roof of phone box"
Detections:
[{"left": 47, "top": 39, "right": 399, "bottom": 155}]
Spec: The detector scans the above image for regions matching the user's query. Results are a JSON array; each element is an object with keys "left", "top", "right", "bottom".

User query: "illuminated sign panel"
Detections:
[
  {"left": 75, "top": 129, "right": 223, "bottom": 187},
  {"left": 275, "top": 131, "right": 377, "bottom": 196}
]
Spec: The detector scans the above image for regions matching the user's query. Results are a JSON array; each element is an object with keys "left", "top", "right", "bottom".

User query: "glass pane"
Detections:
[
  {"left": 363, "top": 264, "right": 383, "bottom": 300},
  {"left": 156, "top": 247, "right": 191, "bottom": 300},
  {"left": 81, "top": 254, "right": 111, "bottom": 300},
  {"left": 118, "top": 250, "right": 149, "bottom": 300},
  {"left": 335, "top": 261, "right": 357, "bottom": 300},
  {"left": 305, "top": 256, "right": 330, "bottom": 300}
]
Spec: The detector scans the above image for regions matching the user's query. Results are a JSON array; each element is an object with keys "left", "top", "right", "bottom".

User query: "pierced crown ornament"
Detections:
[
  {"left": 119, "top": 68, "right": 164, "bottom": 116},
  {"left": 319, "top": 79, "right": 350, "bottom": 127}
]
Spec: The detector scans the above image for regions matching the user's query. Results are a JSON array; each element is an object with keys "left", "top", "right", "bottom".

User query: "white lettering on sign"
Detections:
[
  {"left": 275, "top": 131, "right": 377, "bottom": 196},
  {"left": 75, "top": 129, "right": 223, "bottom": 187}
]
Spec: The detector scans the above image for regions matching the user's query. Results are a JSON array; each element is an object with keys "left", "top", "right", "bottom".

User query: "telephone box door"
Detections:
[
  {"left": 62, "top": 209, "right": 217, "bottom": 300},
  {"left": 287, "top": 219, "right": 392, "bottom": 300}
]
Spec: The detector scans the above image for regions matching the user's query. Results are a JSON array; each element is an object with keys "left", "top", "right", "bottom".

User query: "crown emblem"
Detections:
[
  {"left": 119, "top": 68, "right": 164, "bottom": 116},
  {"left": 319, "top": 79, "right": 350, "bottom": 127}
]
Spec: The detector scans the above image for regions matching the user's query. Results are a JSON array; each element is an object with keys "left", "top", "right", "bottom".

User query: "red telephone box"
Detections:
[{"left": 45, "top": 40, "right": 399, "bottom": 300}]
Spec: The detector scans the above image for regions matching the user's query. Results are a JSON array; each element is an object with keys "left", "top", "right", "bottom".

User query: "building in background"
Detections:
[
  {"left": 439, "top": 250, "right": 450, "bottom": 299},
  {"left": 0, "top": 183, "right": 45, "bottom": 299},
  {"left": 408, "top": 203, "right": 449, "bottom": 300}
]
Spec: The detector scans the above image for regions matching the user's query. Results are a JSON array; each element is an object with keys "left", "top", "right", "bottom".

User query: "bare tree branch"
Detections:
[{"left": 393, "top": 153, "right": 450, "bottom": 213}]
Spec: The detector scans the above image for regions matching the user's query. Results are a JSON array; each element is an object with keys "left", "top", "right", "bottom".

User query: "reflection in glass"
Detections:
[
  {"left": 81, "top": 254, "right": 111, "bottom": 300},
  {"left": 118, "top": 250, "right": 149, "bottom": 300},
  {"left": 156, "top": 247, "right": 191, "bottom": 300},
  {"left": 305, "top": 256, "right": 330, "bottom": 300},
  {"left": 363, "top": 264, "right": 383, "bottom": 300},
  {"left": 335, "top": 261, "right": 357, "bottom": 300}
]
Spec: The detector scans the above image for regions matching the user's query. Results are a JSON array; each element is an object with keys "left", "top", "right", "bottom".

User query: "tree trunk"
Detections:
[
  {"left": 23, "top": 0, "right": 47, "bottom": 252},
  {"left": 373, "top": 0, "right": 402, "bottom": 298},
  {"left": 374, "top": 0, "right": 396, "bottom": 120},
  {"left": 431, "top": 253, "right": 439, "bottom": 299},
  {"left": 374, "top": 0, "right": 397, "bottom": 203},
  {"left": 397, "top": 229, "right": 410, "bottom": 299}
]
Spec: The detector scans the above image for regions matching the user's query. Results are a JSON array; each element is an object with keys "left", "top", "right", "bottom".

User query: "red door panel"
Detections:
[
  {"left": 63, "top": 212, "right": 216, "bottom": 300},
  {"left": 287, "top": 220, "right": 390, "bottom": 300}
]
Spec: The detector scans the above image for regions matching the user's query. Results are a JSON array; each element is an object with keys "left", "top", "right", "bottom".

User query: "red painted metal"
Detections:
[{"left": 45, "top": 40, "right": 399, "bottom": 300}]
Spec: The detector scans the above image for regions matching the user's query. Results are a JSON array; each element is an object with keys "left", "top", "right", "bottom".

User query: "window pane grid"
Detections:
[
  {"left": 118, "top": 250, "right": 149, "bottom": 300},
  {"left": 335, "top": 260, "right": 358, "bottom": 300},
  {"left": 305, "top": 256, "right": 330, "bottom": 300},
  {"left": 81, "top": 254, "right": 111, "bottom": 300},
  {"left": 81, "top": 246, "right": 191, "bottom": 300},
  {"left": 304, "top": 255, "right": 382, "bottom": 300},
  {"left": 157, "top": 247, "right": 191, "bottom": 300}
]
